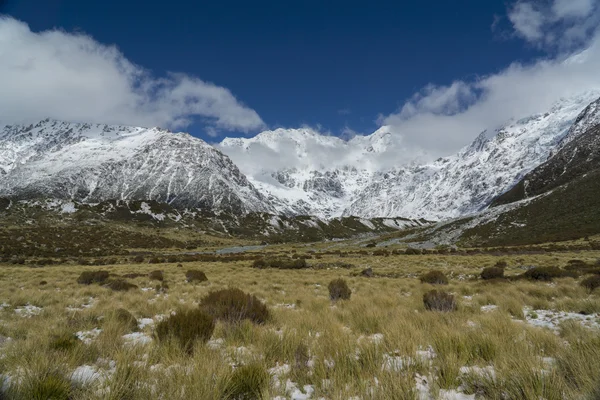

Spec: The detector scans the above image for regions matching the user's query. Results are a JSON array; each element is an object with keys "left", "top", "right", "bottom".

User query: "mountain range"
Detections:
[{"left": 1, "top": 91, "right": 600, "bottom": 229}]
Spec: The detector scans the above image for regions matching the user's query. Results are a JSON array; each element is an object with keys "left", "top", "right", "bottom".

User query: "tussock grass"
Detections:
[{"left": 0, "top": 248, "right": 599, "bottom": 398}]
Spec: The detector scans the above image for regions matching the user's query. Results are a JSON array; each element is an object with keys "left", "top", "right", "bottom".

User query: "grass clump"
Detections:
[
  {"left": 155, "top": 308, "right": 215, "bottom": 353},
  {"left": 200, "top": 288, "right": 269, "bottom": 324},
  {"left": 222, "top": 363, "right": 269, "bottom": 400},
  {"left": 105, "top": 279, "right": 138, "bottom": 291},
  {"left": 9, "top": 370, "right": 72, "bottom": 400},
  {"left": 252, "top": 258, "right": 307, "bottom": 269},
  {"left": 481, "top": 267, "right": 504, "bottom": 280},
  {"left": 186, "top": 269, "right": 208, "bottom": 283},
  {"left": 522, "top": 266, "right": 578, "bottom": 281},
  {"left": 111, "top": 308, "right": 138, "bottom": 332},
  {"left": 76, "top": 270, "right": 109, "bottom": 285},
  {"left": 48, "top": 331, "right": 79, "bottom": 351},
  {"left": 423, "top": 290, "right": 457, "bottom": 312},
  {"left": 148, "top": 270, "right": 164, "bottom": 281},
  {"left": 420, "top": 270, "right": 449, "bottom": 285},
  {"left": 581, "top": 275, "right": 600, "bottom": 293},
  {"left": 328, "top": 278, "right": 351, "bottom": 301}
]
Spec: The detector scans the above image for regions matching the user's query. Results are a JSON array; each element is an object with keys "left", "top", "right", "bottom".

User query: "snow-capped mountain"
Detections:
[
  {"left": 2, "top": 92, "right": 599, "bottom": 222},
  {"left": 0, "top": 119, "right": 274, "bottom": 215},
  {"left": 220, "top": 91, "right": 600, "bottom": 220}
]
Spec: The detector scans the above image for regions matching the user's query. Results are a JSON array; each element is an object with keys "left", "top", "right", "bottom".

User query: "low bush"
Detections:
[
  {"left": 328, "top": 279, "right": 351, "bottom": 301},
  {"left": 481, "top": 267, "right": 504, "bottom": 280},
  {"left": 495, "top": 260, "right": 508, "bottom": 268},
  {"left": 105, "top": 279, "right": 138, "bottom": 292},
  {"left": 155, "top": 308, "right": 215, "bottom": 353},
  {"left": 522, "top": 266, "right": 578, "bottom": 281},
  {"left": 420, "top": 270, "right": 449, "bottom": 285},
  {"left": 405, "top": 247, "right": 422, "bottom": 255},
  {"left": 360, "top": 267, "right": 374, "bottom": 277},
  {"left": 200, "top": 288, "right": 269, "bottom": 324},
  {"left": 148, "top": 270, "right": 164, "bottom": 281},
  {"left": 222, "top": 363, "right": 269, "bottom": 400},
  {"left": 186, "top": 270, "right": 208, "bottom": 283},
  {"left": 132, "top": 255, "right": 144, "bottom": 263},
  {"left": 49, "top": 332, "right": 79, "bottom": 351},
  {"left": 423, "top": 290, "right": 457, "bottom": 312},
  {"left": 251, "top": 258, "right": 307, "bottom": 269},
  {"left": 76, "top": 270, "right": 109, "bottom": 285},
  {"left": 112, "top": 308, "right": 138, "bottom": 331},
  {"left": 581, "top": 275, "right": 600, "bottom": 293},
  {"left": 39, "top": 280, "right": 47, "bottom": 286}
]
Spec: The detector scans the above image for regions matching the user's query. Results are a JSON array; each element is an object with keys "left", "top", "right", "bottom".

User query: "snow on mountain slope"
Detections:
[
  {"left": 0, "top": 119, "right": 275, "bottom": 214},
  {"left": 220, "top": 91, "right": 600, "bottom": 220}
]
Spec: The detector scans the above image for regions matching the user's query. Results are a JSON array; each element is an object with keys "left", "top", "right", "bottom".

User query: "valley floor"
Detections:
[{"left": 0, "top": 247, "right": 599, "bottom": 399}]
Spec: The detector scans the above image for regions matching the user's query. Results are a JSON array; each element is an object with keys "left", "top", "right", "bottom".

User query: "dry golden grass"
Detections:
[{"left": 0, "top": 248, "right": 599, "bottom": 399}]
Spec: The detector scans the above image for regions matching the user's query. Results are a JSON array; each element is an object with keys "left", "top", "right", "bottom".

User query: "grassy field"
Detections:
[{"left": 0, "top": 246, "right": 599, "bottom": 399}]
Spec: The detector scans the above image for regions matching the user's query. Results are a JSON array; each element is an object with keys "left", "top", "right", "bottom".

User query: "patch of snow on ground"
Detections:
[
  {"left": 137, "top": 318, "right": 154, "bottom": 330},
  {"left": 122, "top": 332, "right": 153, "bottom": 346},
  {"left": 459, "top": 365, "right": 496, "bottom": 379},
  {"left": 14, "top": 304, "right": 43, "bottom": 317},
  {"left": 71, "top": 365, "right": 105, "bottom": 385},
  {"left": 522, "top": 307, "right": 600, "bottom": 332},
  {"left": 480, "top": 305, "right": 498, "bottom": 313},
  {"left": 76, "top": 328, "right": 102, "bottom": 344}
]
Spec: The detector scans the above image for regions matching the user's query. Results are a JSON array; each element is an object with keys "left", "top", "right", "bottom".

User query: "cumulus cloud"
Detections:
[
  {"left": 508, "top": 0, "right": 599, "bottom": 50},
  {"left": 0, "top": 17, "right": 264, "bottom": 133},
  {"left": 379, "top": 34, "right": 600, "bottom": 160}
]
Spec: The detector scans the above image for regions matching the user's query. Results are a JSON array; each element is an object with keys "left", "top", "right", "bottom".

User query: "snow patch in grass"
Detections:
[
  {"left": 14, "top": 304, "right": 43, "bottom": 317},
  {"left": 76, "top": 328, "right": 102, "bottom": 344},
  {"left": 521, "top": 307, "right": 600, "bottom": 332},
  {"left": 122, "top": 332, "right": 153, "bottom": 346}
]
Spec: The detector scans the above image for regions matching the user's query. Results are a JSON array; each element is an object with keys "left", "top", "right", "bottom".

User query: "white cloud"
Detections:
[
  {"left": 552, "top": 0, "right": 595, "bottom": 18},
  {"left": 508, "top": 0, "right": 599, "bottom": 50},
  {"left": 508, "top": 2, "right": 546, "bottom": 42},
  {"left": 0, "top": 17, "right": 264, "bottom": 133},
  {"left": 380, "top": 34, "right": 600, "bottom": 159}
]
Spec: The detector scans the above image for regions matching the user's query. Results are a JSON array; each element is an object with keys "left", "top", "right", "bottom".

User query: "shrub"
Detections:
[
  {"left": 39, "top": 280, "right": 48, "bottom": 286},
  {"left": 148, "top": 257, "right": 162, "bottom": 264},
  {"left": 251, "top": 258, "right": 307, "bottom": 269},
  {"left": 522, "top": 266, "right": 578, "bottom": 281},
  {"left": 420, "top": 270, "right": 449, "bottom": 285},
  {"left": 132, "top": 255, "right": 144, "bottom": 263},
  {"left": 481, "top": 267, "right": 504, "bottom": 280},
  {"left": 423, "top": 290, "right": 457, "bottom": 312},
  {"left": 148, "top": 270, "right": 164, "bottom": 281},
  {"left": 581, "top": 275, "right": 600, "bottom": 293},
  {"left": 77, "top": 270, "right": 109, "bottom": 285},
  {"left": 155, "top": 308, "right": 215, "bottom": 353},
  {"left": 360, "top": 267, "right": 374, "bottom": 277},
  {"left": 186, "top": 269, "right": 208, "bottom": 283},
  {"left": 328, "top": 279, "right": 351, "bottom": 301},
  {"left": 49, "top": 332, "right": 79, "bottom": 351},
  {"left": 405, "top": 247, "right": 422, "bottom": 255},
  {"left": 112, "top": 308, "right": 138, "bottom": 331},
  {"left": 494, "top": 260, "right": 508, "bottom": 268},
  {"left": 365, "top": 243, "right": 377, "bottom": 248},
  {"left": 200, "top": 288, "right": 269, "bottom": 324},
  {"left": 222, "top": 363, "right": 269, "bottom": 400},
  {"left": 105, "top": 279, "right": 138, "bottom": 291}
]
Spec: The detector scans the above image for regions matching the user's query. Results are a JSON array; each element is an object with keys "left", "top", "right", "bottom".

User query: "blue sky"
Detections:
[{"left": 1, "top": 0, "right": 599, "bottom": 155}]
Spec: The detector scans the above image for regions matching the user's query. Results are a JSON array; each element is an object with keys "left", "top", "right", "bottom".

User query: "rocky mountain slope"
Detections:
[
  {"left": 0, "top": 119, "right": 274, "bottom": 215},
  {"left": 492, "top": 97, "right": 600, "bottom": 206},
  {"left": 220, "top": 91, "right": 600, "bottom": 220}
]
